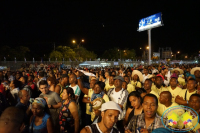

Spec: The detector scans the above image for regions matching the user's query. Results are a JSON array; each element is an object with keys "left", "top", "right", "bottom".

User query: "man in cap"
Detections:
[
  {"left": 55, "top": 74, "right": 69, "bottom": 97},
  {"left": 81, "top": 101, "right": 121, "bottom": 133},
  {"left": 107, "top": 76, "right": 129, "bottom": 132}
]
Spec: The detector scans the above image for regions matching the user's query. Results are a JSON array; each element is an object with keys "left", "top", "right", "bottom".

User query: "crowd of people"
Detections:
[{"left": 0, "top": 63, "right": 200, "bottom": 133}]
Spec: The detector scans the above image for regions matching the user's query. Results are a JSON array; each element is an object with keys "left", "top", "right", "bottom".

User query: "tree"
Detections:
[
  {"left": 101, "top": 48, "right": 136, "bottom": 60},
  {"left": 0, "top": 45, "right": 30, "bottom": 61},
  {"left": 49, "top": 51, "right": 63, "bottom": 61}
]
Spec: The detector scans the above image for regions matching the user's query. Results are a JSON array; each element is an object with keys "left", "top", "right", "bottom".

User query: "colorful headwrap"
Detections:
[{"left": 32, "top": 98, "right": 47, "bottom": 108}]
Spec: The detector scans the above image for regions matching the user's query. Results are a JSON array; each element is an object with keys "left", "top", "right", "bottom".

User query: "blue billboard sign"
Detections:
[{"left": 138, "top": 12, "right": 162, "bottom": 32}]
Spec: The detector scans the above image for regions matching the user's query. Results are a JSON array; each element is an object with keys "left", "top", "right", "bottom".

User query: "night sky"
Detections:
[{"left": 0, "top": 1, "right": 199, "bottom": 57}]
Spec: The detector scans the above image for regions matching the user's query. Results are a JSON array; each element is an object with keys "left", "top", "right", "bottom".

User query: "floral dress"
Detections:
[{"left": 59, "top": 100, "right": 74, "bottom": 133}]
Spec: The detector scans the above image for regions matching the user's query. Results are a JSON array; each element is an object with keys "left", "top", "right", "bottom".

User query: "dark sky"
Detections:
[{"left": 0, "top": 1, "right": 199, "bottom": 57}]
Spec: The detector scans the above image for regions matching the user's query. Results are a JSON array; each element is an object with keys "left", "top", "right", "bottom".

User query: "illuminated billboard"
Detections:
[{"left": 138, "top": 12, "right": 163, "bottom": 32}]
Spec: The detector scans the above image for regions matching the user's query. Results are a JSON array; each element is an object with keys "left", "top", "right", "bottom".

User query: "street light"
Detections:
[
  {"left": 72, "top": 40, "right": 76, "bottom": 44},
  {"left": 177, "top": 51, "right": 180, "bottom": 54},
  {"left": 81, "top": 39, "right": 84, "bottom": 42},
  {"left": 140, "top": 47, "right": 142, "bottom": 49},
  {"left": 146, "top": 46, "right": 149, "bottom": 49}
]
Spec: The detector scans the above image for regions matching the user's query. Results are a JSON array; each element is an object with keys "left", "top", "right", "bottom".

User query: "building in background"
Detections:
[{"left": 159, "top": 47, "right": 172, "bottom": 59}]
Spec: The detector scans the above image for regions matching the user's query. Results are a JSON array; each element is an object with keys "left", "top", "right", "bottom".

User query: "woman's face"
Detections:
[
  {"left": 62, "top": 89, "right": 69, "bottom": 100},
  {"left": 94, "top": 84, "right": 102, "bottom": 94},
  {"left": 32, "top": 103, "right": 44, "bottom": 116},
  {"left": 47, "top": 80, "right": 51, "bottom": 86},
  {"left": 129, "top": 96, "right": 141, "bottom": 109}
]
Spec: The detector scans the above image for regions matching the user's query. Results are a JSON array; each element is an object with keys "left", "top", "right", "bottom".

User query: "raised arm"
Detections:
[{"left": 75, "top": 71, "right": 89, "bottom": 95}]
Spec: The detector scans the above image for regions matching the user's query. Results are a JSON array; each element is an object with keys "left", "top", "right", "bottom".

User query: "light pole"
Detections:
[
  {"left": 146, "top": 46, "right": 149, "bottom": 61},
  {"left": 148, "top": 29, "right": 151, "bottom": 65},
  {"left": 72, "top": 39, "right": 85, "bottom": 61},
  {"left": 72, "top": 39, "right": 84, "bottom": 48},
  {"left": 118, "top": 49, "right": 121, "bottom": 61}
]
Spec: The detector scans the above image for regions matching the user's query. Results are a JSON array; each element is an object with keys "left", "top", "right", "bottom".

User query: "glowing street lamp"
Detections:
[
  {"left": 146, "top": 46, "right": 149, "bottom": 49},
  {"left": 72, "top": 40, "right": 76, "bottom": 44},
  {"left": 81, "top": 39, "right": 84, "bottom": 42},
  {"left": 140, "top": 47, "right": 142, "bottom": 49},
  {"left": 177, "top": 51, "right": 180, "bottom": 54}
]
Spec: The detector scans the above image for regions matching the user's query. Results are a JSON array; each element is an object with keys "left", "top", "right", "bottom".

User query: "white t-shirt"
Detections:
[
  {"left": 69, "top": 84, "right": 81, "bottom": 96},
  {"left": 107, "top": 88, "right": 129, "bottom": 120},
  {"left": 109, "top": 88, "right": 123, "bottom": 104}
]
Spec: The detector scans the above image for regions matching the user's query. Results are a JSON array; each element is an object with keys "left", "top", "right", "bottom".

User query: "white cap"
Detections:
[{"left": 100, "top": 101, "right": 122, "bottom": 113}]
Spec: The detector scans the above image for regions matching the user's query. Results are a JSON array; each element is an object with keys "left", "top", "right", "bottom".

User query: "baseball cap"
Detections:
[
  {"left": 113, "top": 76, "right": 124, "bottom": 82},
  {"left": 100, "top": 101, "right": 122, "bottom": 113}
]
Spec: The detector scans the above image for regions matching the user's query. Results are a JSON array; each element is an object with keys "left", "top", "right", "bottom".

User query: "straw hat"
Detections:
[
  {"left": 148, "top": 74, "right": 156, "bottom": 79},
  {"left": 190, "top": 67, "right": 200, "bottom": 75},
  {"left": 171, "top": 68, "right": 184, "bottom": 75},
  {"left": 132, "top": 70, "right": 143, "bottom": 82}
]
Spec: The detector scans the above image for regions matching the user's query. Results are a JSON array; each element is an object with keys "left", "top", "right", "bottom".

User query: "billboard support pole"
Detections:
[{"left": 148, "top": 29, "right": 151, "bottom": 65}]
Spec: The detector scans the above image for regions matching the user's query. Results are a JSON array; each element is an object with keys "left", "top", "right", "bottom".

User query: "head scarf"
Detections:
[{"left": 32, "top": 97, "right": 46, "bottom": 108}]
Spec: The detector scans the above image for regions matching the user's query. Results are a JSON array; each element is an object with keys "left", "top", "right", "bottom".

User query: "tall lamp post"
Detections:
[
  {"left": 72, "top": 39, "right": 85, "bottom": 61},
  {"left": 72, "top": 39, "right": 84, "bottom": 48},
  {"left": 118, "top": 49, "right": 121, "bottom": 61}
]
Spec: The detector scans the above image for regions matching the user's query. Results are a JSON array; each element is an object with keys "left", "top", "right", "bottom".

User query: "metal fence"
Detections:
[{"left": 0, "top": 60, "right": 197, "bottom": 71}]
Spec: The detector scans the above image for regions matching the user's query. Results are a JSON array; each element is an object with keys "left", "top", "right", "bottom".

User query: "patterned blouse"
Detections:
[{"left": 59, "top": 99, "right": 75, "bottom": 133}]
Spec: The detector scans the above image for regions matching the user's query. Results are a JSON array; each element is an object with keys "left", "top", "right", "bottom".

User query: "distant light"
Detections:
[
  {"left": 81, "top": 39, "right": 84, "bottom": 42},
  {"left": 72, "top": 40, "right": 76, "bottom": 43},
  {"left": 146, "top": 46, "right": 149, "bottom": 49},
  {"left": 196, "top": 61, "right": 198, "bottom": 63},
  {"left": 140, "top": 47, "right": 142, "bottom": 49}
]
